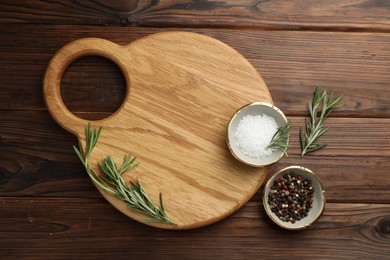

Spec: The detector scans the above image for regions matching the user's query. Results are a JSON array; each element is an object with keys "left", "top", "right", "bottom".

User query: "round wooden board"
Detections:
[{"left": 43, "top": 32, "right": 273, "bottom": 229}]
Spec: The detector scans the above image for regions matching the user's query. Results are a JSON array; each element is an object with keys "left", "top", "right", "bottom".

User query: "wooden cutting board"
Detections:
[{"left": 43, "top": 32, "right": 273, "bottom": 229}]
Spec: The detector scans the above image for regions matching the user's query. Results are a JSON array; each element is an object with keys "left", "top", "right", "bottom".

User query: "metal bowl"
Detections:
[
  {"left": 263, "top": 166, "right": 326, "bottom": 230},
  {"left": 226, "top": 102, "right": 288, "bottom": 167}
]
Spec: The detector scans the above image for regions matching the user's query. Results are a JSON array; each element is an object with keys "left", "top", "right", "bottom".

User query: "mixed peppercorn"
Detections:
[{"left": 267, "top": 172, "right": 314, "bottom": 223}]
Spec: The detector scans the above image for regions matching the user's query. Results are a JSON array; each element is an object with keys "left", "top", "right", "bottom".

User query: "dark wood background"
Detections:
[{"left": 1, "top": 1, "right": 390, "bottom": 259}]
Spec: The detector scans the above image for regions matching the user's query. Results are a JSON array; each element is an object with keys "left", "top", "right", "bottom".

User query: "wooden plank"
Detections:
[
  {"left": 1, "top": 111, "right": 389, "bottom": 203},
  {"left": 0, "top": 197, "right": 389, "bottom": 259},
  {"left": 0, "top": 25, "right": 389, "bottom": 117},
  {"left": 60, "top": 56, "right": 126, "bottom": 115},
  {"left": 0, "top": 111, "right": 97, "bottom": 197},
  {"left": 0, "top": 1, "right": 389, "bottom": 31}
]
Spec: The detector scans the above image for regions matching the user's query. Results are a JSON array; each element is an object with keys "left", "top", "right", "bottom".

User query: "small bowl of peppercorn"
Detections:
[{"left": 263, "top": 166, "right": 325, "bottom": 230}]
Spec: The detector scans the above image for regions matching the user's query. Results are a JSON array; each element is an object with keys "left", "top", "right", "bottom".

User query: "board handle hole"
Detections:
[{"left": 61, "top": 56, "right": 126, "bottom": 120}]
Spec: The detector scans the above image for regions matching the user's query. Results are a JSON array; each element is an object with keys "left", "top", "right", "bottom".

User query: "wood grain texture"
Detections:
[
  {"left": 0, "top": 111, "right": 97, "bottom": 198},
  {"left": 1, "top": 25, "right": 389, "bottom": 117},
  {"left": 0, "top": 197, "right": 389, "bottom": 259},
  {"left": 0, "top": 0, "right": 389, "bottom": 31},
  {"left": 1, "top": 1, "right": 390, "bottom": 257},
  {"left": 43, "top": 33, "right": 273, "bottom": 229},
  {"left": 1, "top": 111, "right": 390, "bottom": 203}
]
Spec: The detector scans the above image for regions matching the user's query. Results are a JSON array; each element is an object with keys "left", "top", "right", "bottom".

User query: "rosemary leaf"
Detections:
[
  {"left": 159, "top": 193, "right": 165, "bottom": 212},
  {"left": 74, "top": 123, "right": 176, "bottom": 225},
  {"left": 300, "top": 87, "right": 343, "bottom": 157},
  {"left": 267, "top": 121, "right": 291, "bottom": 157}
]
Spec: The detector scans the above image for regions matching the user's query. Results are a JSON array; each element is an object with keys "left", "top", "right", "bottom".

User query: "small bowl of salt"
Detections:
[{"left": 227, "top": 102, "right": 288, "bottom": 167}]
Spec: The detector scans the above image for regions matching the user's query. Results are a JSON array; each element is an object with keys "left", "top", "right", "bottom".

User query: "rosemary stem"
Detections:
[
  {"left": 300, "top": 87, "right": 342, "bottom": 157},
  {"left": 74, "top": 123, "right": 176, "bottom": 225}
]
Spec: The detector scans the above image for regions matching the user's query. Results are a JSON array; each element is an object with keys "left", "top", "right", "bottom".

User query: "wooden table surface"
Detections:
[{"left": 1, "top": 1, "right": 389, "bottom": 259}]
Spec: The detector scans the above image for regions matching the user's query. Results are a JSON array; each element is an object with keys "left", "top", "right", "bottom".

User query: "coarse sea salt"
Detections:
[{"left": 234, "top": 114, "right": 278, "bottom": 159}]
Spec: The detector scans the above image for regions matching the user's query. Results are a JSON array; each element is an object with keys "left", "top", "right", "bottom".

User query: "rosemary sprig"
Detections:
[
  {"left": 300, "top": 87, "right": 343, "bottom": 157},
  {"left": 267, "top": 121, "right": 291, "bottom": 157},
  {"left": 73, "top": 124, "right": 176, "bottom": 225}
]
